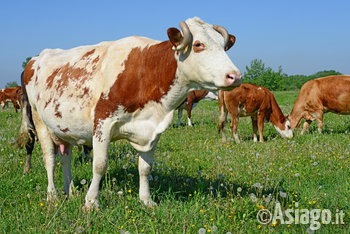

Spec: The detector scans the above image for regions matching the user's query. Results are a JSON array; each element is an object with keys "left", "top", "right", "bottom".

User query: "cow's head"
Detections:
[
  {"left": 167, "top": 17, "right": 241, "bottom": 91},
  {"left": 274, "top": 117, "right": 293, "bottom": 139}
]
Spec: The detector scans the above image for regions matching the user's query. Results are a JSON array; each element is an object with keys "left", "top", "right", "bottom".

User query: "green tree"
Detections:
[
  {"left": 244, "top": 59, "right": 266, "bottom": 80},
  {"left": 244, "top": 59, "right": 286, "bottom": 90},
  {"left": 5, "top": 81, "right": 19, "bottom": 88},
  {"left": 22, "top": 57, "right": 32, "bottom": 69}
]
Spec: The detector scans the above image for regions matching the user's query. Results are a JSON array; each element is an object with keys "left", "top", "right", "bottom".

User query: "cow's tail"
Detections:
[{"left": 16, "top": 71, "right": 36, "bottom": 149}]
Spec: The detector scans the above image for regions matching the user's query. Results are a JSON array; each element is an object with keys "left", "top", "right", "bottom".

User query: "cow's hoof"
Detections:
[
  {"left": 46, "top": 191, "right": 58, "bottom": 202},
  {"left": 83, "top": 200, "right": 100, "bottom": 212},
  {"left": 141, "top": 199, "right": 157, "bottom": 208}
]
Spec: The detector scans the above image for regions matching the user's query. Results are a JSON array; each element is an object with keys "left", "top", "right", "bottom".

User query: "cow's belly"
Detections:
[
  {"left": 238, "top": 105, "right": 256, "bottom": 118},
  {"left": 37, "top": 103, "right": 94, "bottom": 146}
]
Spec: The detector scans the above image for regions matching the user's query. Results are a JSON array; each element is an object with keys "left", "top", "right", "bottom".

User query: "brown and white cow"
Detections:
[
  {"left": 218, "top": 83, "right": 293, "bottom": 143},
  {"left": 0, "top": 86, "right": 22, "bottom": 112},
  {"left": 17, "top": 17, "right": 241, "bottom": 209},
  {"left": 176, "top": 90, "right": 217, "bottom": 126},
  {"left": 289, "top": 75, "right": 350, "bottom": 134}
]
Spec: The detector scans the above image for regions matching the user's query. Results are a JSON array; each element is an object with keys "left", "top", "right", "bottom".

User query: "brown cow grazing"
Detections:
[
  {"left": 218, "top": 83, "right": 293, "bottom": 143},
  {"left": 289, "top": 75, "right": 350, "bottom": 134},
  {"left": 0, "top": 86, "right": 22, "bottom": 112},
  {"left": 176, "top": 90, "right": 217, "bottom": 126}
]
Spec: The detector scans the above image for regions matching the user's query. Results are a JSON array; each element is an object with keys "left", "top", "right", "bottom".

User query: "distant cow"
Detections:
[
  {"left": 176, "top": 90, "right": 217, "bottom": 126},
  {"left": 17, "top": 17, "right": 241, "bottom": 209},
  {"left": 218, "top": 83, "right": 293, "bottom": 143},
  {"left": 289, "top": 75, "right": 350, "bottom": 134},
  {"left": 0, "top": 86, "right": 22, "bottom": 112}
]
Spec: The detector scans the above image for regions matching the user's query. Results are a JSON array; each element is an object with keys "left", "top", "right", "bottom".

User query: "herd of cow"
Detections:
[{"left": 2, "top": 17, "right": 349, "bottom": 210}]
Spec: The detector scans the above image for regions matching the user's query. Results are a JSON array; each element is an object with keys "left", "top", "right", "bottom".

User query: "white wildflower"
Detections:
[
  {"left": 279, "top": 191, "right": 287, "bottom": 198},
  {"left": 249, "top": 193, "right": 258, "bottom": 202}
]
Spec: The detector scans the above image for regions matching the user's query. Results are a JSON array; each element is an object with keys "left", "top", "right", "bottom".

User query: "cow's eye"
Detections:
[{"left": 193, "top": 40, "right": 205, "bottom": 52}]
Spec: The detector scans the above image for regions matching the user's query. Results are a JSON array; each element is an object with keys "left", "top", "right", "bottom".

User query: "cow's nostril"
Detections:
[{"left": 226, "top": 72, "right": 242, "bottom": 80}]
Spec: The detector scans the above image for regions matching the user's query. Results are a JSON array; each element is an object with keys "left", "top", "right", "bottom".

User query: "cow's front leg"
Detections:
[
  {"left": 301, "top": 120, "right": 312, "bottom": 135},
  {"left": 138, "top": 149, "right": 157, "bottom": 207},
  {"left": 84, "top": 137, "right": 109, "bottom": 210}
]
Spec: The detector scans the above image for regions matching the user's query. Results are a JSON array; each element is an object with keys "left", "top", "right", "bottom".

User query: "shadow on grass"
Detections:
[{"left": 73, "top": 160, "right": 296, "bottom": 208}]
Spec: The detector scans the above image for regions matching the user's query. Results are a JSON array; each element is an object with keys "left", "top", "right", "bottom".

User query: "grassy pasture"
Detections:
[{"left": 0, "top": 90, "right": 349, "bottom": 233}]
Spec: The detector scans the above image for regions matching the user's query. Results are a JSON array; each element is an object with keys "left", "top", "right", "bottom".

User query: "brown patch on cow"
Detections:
[
  {"left": 61, "top": 127, "right": 69, "bottom": 133},
  {"left": 47, "top": 68, "right": 60, "bottom": 89},
  {"left": 44, "top": 97, "right": 53, "bottom": 108},
  {"left": 55, "top": 103, "right": 62, "bottom": 118},
  {"left": 57, "top": 125, "right": 70, "bottom": 133},
  {"left": 81, "top": 49, "right": 95, "bottom": 60},
  {"left": 94, "top": 41, "right": 177, "bottom": 132},
  {"left": 92, "top": 56, "right": 100, "bottom": 64},
  {"left": 23, "top": 59, "right": 36, "bottom": 85},
  {"left": 78, "top": 87, "right": 90, "bottom": 98},
  {"left": 46, "top": 63, "right": 92, "bottom": 95}
]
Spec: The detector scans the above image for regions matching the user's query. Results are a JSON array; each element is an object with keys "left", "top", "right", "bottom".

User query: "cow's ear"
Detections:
[
  {"left": 225, "top": 34, "right": 236, "bottom": 51},
  {"left": 167, "top": 27, "right": 183, "bottom": 48}
]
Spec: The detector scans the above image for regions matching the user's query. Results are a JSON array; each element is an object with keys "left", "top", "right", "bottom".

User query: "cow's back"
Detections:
[
  {"left": 23, "top": 36, "right": 160, "bottom": 144},
  {"left": 223, "top": 83, "right": 266, "bottom": 116},
  {"left": 301, "top": 75, "right": 350, "bottom": 113}
]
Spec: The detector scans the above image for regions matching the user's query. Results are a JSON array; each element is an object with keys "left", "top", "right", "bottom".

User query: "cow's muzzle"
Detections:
[{"left": 225, "top": 72, "right": 242, "bottom": 87}]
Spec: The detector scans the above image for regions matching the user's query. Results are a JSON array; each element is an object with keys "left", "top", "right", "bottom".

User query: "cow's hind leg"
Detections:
[
  {"left": 32, "top": 111, "right": 57, "bottom": 201},
  {"left": 231, "top": 116, "right": 240, "bottom": 144},
  {"left": 24, "top": 130, "right": 35, "bottom": 174},
  {"left": 257, "top": 113, "right": 265, "bottom": 142},
  {"left": 251, "top": 116, "right": 258, "bottom": 142}
]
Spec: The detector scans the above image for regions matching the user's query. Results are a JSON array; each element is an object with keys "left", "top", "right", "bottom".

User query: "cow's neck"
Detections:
[
  {"left": 95, "top": 40, "right": 183, "bottom": 127},
  {"left": 269, "top": 95, "right": 286, "bottom": 126},
  {"left": 289, "top": 106, "right": 303, "bottom": 129}
]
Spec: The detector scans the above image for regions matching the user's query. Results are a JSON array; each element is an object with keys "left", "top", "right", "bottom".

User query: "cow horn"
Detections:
[
  {"left": 213, "top": 25, "right": 229, "bottom": 49},
  {"left": 173, "top": 21, "right": 193, "bottom": 51}
]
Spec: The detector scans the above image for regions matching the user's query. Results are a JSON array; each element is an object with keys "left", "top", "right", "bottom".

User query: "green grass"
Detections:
[{"left": 0, "top": 90, "right": 349, "bottom": 233}]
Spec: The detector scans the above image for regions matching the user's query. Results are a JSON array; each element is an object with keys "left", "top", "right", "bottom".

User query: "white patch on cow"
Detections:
[
  {"left": 204, "top": 91, "right": 218, "bottom": 100},
  {"left": 311, "top": 112, "right": 319, "bottom": 118},
  {"left": 187, "top": 117, "right": 193, "bottom": 127},
  {"left": 274, "top": 119, "right": 293, "bottom": 139},
  {"left": 258, "top": 87, "right": 262, "bottom": 90}
]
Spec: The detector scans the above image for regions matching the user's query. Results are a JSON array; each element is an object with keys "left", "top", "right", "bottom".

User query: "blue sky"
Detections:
[{"left": 0, "top": 0, "right": 349, "bottom": 88}]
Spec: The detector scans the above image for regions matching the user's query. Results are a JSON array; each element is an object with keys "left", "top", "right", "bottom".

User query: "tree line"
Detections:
[{"left": 244, "top": 59, "right": 341, "bottom": 91}]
